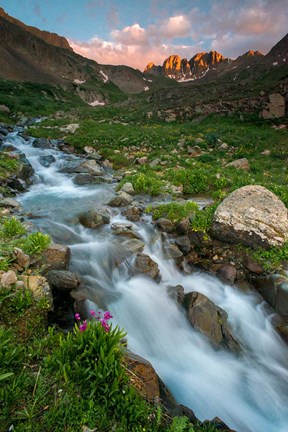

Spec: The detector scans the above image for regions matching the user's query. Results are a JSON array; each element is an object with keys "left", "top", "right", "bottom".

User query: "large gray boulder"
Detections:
[
  {"left": 79, "top": 208, "right": 110, "bottom": 229},
  {"left": 184, "top": 292, "right": 240, "bottom": 352},
  {"left": 211, "top": 185, "right": 288, "bottom": 248}
]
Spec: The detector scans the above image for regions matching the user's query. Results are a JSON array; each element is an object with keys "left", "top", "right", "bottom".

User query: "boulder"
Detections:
[
  {"left": 6, "top": 176, "right": 27, "bottom": 192},
  {"left": 217, "top": 264, "right": 237, "bottom": 284},
  {"left": 19, "top": 275, "right": 53, "bottom": 307},
  {"left": 39, "top": 155, "right": 56, "bottom": 167},
  {"left": 0, "top": 198, "right": 21, "bottom": 209},
  {"left": 262, "top": 93, "right": 285, "bottom": 119},
  {"left": 32, "top": 138, "right": 54, "bottom": 149},
  {"left": 59, "top": 159, "right": 103, "bottom": 176},
  {"left": 121, "top": 205, "right": 141, "bottom": 222},
  {"left": 167, "top": 284, "right": 185, "bottom": 305},
  {"left": 252, "top": 273, "right": 288, "bottom": 315},
  {"left": 79, "top": 208, "right": 110, "bottom": 229},
  {"left": 111, "top": 223, "right": 141, "bottom": 239},
  {"left": 226, "top": 158, "right": 250, "bottom": 171},
  {"left": 184, "top": 291, "right": 240, "bottom": 352},
  {"left": 42, "top": 243, "right": 70, "bottom": 270},
  {"left": 0, "top": 104, "right": 10, "bottom": 113},
  {"left": 175, "top": 236, "right": 191, "bottom": 255},
  {"left": 162, "top": 243, "right": 183, "bottom": 260},
  {"left": 242, "top": 255, "right": 264, "bottom": 274},
  {"left": 46, "top": 270, "right": 80, "bottom": 292},
  {"left": 124, "top": 350, "right": 160, "bottom": 400},
  {"left": 0, "top": 270, "right": 17, "bottom": 287},
  {"left": 129, "top": 253, "right": 161, "bottom": 281},
  {"left": 120, "top": 182, "right": 135, "bottom": 195},
  {"left": 17, "top": 155, "right": 34, "bottom": 182},
  {"left": 108, "top": 191, "right": 133, "bottom": 207},
  {"left": 211, "top": 185, "right": 288, "bottom": 248},
  {"left": 73, "top": 173, "right": 105, "bottom": 185},
  {"left": 14, "top": 248, "right": 30, "bottom": 268},
  {"left": 156, "top": 218, "right": 174, "bottom": 233}
]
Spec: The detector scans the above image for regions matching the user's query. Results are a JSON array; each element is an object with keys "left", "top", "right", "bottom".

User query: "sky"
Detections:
[{"left": 1, "top": 0, "right": 287, "bottom": 70}]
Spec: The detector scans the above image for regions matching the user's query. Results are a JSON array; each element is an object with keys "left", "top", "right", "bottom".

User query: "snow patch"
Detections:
[
  {"left": 273, "top": 62, "right": 278, "bottom": 66},
  {"left": 144, "top": 86, "right": 149, "bottom": 91},
  {"left": 143, "top": 77, "right": 147, "bottom": 81},
  {"left": 88, "top": 100, "right": 105, "bottom": 106},
  {"left": 147, "top": 79, "right": 153, "bottom": 82},
  {"left": 73, "top": 79, "right": 86, "bottom": 84},
  {"left": 179, "top": 77, "right": 195, "bottom": 82},
  {"left": 100, "top": 70, "right": 108, "bottom": 83},
  {"left": 246, "top": 66, "right": 250, "bottom": 69}
]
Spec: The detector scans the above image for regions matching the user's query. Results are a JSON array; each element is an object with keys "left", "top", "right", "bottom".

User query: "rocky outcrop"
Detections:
[
  {"left": 129, "top": 253, "right": 161, "bottom": 281},
  {"left": 262, "top": 93, "right": 285, "bottom": 119},
  {"left": 252, "top": 273, "right": 288, "bottom": 316},
  {"left": 184, "top": 292, "right": 240, "bottom": 352},
  {"left": 211, "top": 185, "right": 288, "bottom": 249},
  {"left": 124, "top": 350, "right": 160, "bottom": 400}
]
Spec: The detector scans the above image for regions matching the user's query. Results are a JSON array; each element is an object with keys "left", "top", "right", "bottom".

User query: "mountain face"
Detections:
[
  {"left": 144, "top": 51, "right": 227, "bottom": 81},
  {"left": 0, "top": 8, "right": 176, "bottom": 103}
]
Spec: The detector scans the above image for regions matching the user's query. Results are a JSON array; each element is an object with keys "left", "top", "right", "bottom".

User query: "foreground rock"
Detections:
[
  {"left": 19, "top": 275, "right": 53, "bottom": 308},
  {"left": 184, "top": 292, "right": 240, "bottom": 352},
  {"left": 46, "top": 270, "right": 80, "bottom": 292},
  {"left": 211, "top": 185, "right": 288, "bottom": 248},
  {"left": 41, "top": 243, "right": 70, "bottom": 270},
  {"left": 129, "top": 253, "right": 161, "bottom": 281}
]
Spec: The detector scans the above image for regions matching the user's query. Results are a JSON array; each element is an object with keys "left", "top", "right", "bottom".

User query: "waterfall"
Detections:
[{"left": 6, "top": 132, "right": 288, "bottom": 432}]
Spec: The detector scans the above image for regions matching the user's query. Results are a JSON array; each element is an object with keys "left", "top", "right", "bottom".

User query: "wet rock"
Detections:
[
  {"left": 162, "top": 243, "right": 183, "bottom": 260},
  {"left": 0, "top": 197, "right": 21, "bottom": 209},
  {"left": 59, "top": 159, "right": 103, "bottom": 176},
  {"left": 121, "top": 205, "right": 141, "bottom": 222},
  {"left": 129, "top": 253, "right": 161, "bottom": 281},
  {"left": 242, "top": 255, "right": 264, "bottom": 274},
  {"left": 124, "top": 350, "right": 160, "bottom": 400},
  {"left": 156, "top": 218, "right": 174, "bottom": 233},
  {"left": 0, "top": 270, "right": 17, "bottom": 287},
  {"left": 217, "top": 264, "right": 237, "bottom": 284},
  {"left": 175, "top": 236, "right": 191, "bottom": 255},
  {"left": 118, "top": 238, "right": 145, "bottom": 257},
  {"left": 6, "top": 176, "right": 27, "bottom": 192},
  {"left": 170, "top": 405, "right": 198, "bottom": 425},
  {"left": 47, "top": 270, "right": 80, "bottom": 292},
  {"left": 73, "top": 173, "right": 105, "bottom": 185},
  {"left": 111, "top": 223, "right": 141, "bottom": 239},
  {"left": 184, "top": 291, "right": 240, "bottom": 352},
  {"left": 120, "top": 182, "right": 135, "bottom": 195},
  {"left": 108, "top": 191, "right": 133, "bottom": 207},
  {"left": 32, "top": 138, "right": 54, "bottom": 149},
  {"left": 176, "top": 217, "right": 190, "bottom": 235},
  {"left": 17, "top": 155, "right": 34, "bottom": 182},
  {"left": 211, "top": 185, "right": 288, "bottom": 248},
  {"left": 79, "top": 208, "right": 110, "bottom": 229},
  {"left": 252, "top": 273, "right": 288, "bottom": 315},
  {"left": 226, "top": 158, "right": 250, "bottom": 171},
  {"left": 42, "top": 243, "right": 70, "bottom": 270},
  {"left": 39, "top": 155, "right": 56, "bottom": 167},
  {"left": 19, "top": 275, "right": 53, "bottom": 308},
  {"left": 167, "top": 284, "right": 185, "bottom": 305}
]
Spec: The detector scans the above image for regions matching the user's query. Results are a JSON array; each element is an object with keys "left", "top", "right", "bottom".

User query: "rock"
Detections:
[
  {"left": 42, "top": 243, "right": 70, "bottom": 270},
  {"left": 39, "top": 155, "right": 56, "bottom": 167},
  {"left": 79, "top": 208, "right": 110, "bottom": 229},
  {"left": 59, "top": 159, "right": 103, "bottom": 176},
  {"left": 262, "top": 93, "right": 285, "bottom": 119},
  {"left": 119, "top": 238, "right": 145, "bottom": 255},
  {"left": 167, "top": 284, "right": 185, "bottom": 304},
  {"left": 0, "top": 198, "right": 21, "bottom": 209},
  {"left": 219, "top": 143, "right": 229, "bottom": 150},
  {"left": 0, "top": 104, "right": 10, "bottom": 113},
  {"left": 121, "top": 206, "right": 141, "bottom": 222},
  {"left": 149, "top": 158, "right": 161, "bottom": 168},
  {"left": 211, "top": 185, "right": 288, "bottom": 248},
  {"left": 242, "top": 255, "right": 264, "bottom": 274},
  {"left": 124, "top": 350, "right": 160, "bottom": 400},
  {"left": 120, "top": 182, "right": 135, "bottom": 195},
  {"left": 32, "top": 138, "right": 54, "bottom": 149},
  {"left": 73, "top": 173, "right": 108, "bottom": 185},
  {"left": 176, "top": 217, "right": 190, "bottom": 235},
  {"left": 108, "top": 191, "right": 133, "bottom": 207},
  {"left": 136, "top": 156, "right": 148, "bottom": 165},
  {"left": 17, "top": 155, "right": 34, "bottom": 182},
  {"left": 155, "top": 218, "right": 174, "bottom": 233},
  {"left": 0, "top": 208, "right": 10, "bottom": 217},
  {"left": 170, "top": 405, "right": 198, "bottom": 425},
  {"left": 0, "top": 270, "right": 17, "bottom": 287},
  {"left": 260, "top": 149, "right": 271, "bottom": 156},
  {"left": 162, "top": 243, "right": 183, "bottom": 260},
  {"left": 59, "top": 123, "right": 79, "bottom": 134},
  {"left": 252, "top": 274, "right": 288, "bottom": 315},
  {"left": 129, "top": 253, "right": 161, "bottom": 281},
  {"left": 217, "top": 264, "right": 237, "bottom": 284},
  {"left": 175, "top": 236, "right": 191, "bottom": 255},
  {"left": 14, "top": 248, "right": 30, "bottom": 268},
  {"left": 184, "top": 292, "right": 240, "bottom": 352},
  {"left": 19, "top": 275, "right": 53, "bottom": 307},
  {"left": 111, "top": 223, "right": 141, "bottom": 239},
  {"left": 47, "top": 270, "right": 80, "bottom": 292},
  {"left": 6, "top": 176, "right": 27, "bottom": 192},
  {"left": 226, "top": 158, "right": 250, "bottom": 171}
]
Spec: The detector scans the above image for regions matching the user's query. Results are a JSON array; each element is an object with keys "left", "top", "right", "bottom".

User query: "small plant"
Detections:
[
  {"left": 146, "top": 201, "right": 199, "bottom": 224},
  {"left": 252, "top": 241, "right": 288, "bottom": 270},
  {"left": 22, "top": 232, "right": 51, "bottom": 255},
  {"left": 1, "top": 217, "right": 26, "bottom": 238}
]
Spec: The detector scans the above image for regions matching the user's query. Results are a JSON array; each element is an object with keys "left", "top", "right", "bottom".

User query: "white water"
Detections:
[{"left": 6, "top": 132, "right": 288, "bottom": 432}]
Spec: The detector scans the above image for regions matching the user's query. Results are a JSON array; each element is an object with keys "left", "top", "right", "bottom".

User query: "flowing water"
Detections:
[{"left": 6, "top": 132, "right": 288, "bottom": 432}]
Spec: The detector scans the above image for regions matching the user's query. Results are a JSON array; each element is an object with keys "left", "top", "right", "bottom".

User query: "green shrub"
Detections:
[
  {"left": 1, "top": 217, "right": 26, "bottom": 238},
  {"left": 147, "top": 201, "right": 199, "bottom": 224},
  {"left": 22, "top": 232, "right": 51, "bottom": 255},
  {"left": 252, "top": 242, "right": 288, "bottom": 270}
]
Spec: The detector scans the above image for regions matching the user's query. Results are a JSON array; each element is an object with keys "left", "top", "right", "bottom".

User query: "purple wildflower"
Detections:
[
  {"left": 79, "top": 320, "right": 87, "bottom": 332},
  {"left": 100, "top": 319, "right": 110, "bottom": 333},
  {"left": 75, "top": 313, "right": 81, "bottom": 321},
  {"left": 103, "top": 311, "right": 113, "bottom": 320},
  {"left": 90, "top": 310, "right": 96, "bottom": 317}
]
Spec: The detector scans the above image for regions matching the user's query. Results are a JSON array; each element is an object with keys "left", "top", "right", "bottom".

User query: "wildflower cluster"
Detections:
[{"left": 75, "top": 309, "right": 113, "bottom": 332}]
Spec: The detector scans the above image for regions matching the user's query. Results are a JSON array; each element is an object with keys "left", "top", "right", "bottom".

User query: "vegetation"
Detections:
[{"left": 252, "top": 242, "right": 288, "bottom": 271}]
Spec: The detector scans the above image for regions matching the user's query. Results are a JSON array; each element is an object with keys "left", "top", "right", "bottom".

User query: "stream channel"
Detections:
[{"left": 5, "top": 130, "right": 288, "bottom": 432}]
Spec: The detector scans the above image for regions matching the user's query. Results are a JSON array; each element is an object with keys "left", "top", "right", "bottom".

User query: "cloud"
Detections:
[{"left": 70, "top": 0, "right": 288, "bottom": 69}]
